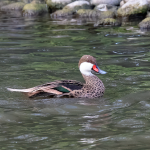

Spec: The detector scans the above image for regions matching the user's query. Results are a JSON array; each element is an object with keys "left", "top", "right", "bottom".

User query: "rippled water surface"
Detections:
[{"left": 1, "top": 11, "right": 150, "bottom": 149}]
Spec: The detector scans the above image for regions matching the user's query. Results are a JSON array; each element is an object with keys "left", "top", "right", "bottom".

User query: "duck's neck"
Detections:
[{"left": 82, "top": 74, "right": 100, "bottom": 85}]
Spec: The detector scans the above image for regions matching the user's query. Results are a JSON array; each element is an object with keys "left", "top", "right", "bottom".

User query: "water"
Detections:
[{"left": 1, "top": 11, "right": 150, "bottom": 149}]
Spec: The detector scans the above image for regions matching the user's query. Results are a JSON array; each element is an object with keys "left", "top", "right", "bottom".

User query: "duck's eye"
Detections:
[{"left": 92, "top": 65, "right": 99, "bottom": 72}]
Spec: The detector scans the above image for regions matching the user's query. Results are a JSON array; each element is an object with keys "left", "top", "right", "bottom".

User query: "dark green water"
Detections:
[{"left": 1, "top": 11, "right": 150, "bottom": 149}]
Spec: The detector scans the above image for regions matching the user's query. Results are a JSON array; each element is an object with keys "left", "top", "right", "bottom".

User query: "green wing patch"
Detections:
[{"left": 54, "top": 86, "right": 70, "bottom": 93}]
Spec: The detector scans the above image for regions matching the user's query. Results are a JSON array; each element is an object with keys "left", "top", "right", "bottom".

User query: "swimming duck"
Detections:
[{"left": 7, "top": 55, "right": 106, "bottom": 98}]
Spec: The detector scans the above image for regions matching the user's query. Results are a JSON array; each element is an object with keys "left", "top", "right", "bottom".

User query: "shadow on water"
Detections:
[{"left": 1, "top": 10, "right": 150, "bottom": 149}]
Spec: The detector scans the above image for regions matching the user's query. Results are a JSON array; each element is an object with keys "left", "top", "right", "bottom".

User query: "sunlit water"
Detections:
[{"left": 1, "top": 11, "right": 150, "bottom": 149}]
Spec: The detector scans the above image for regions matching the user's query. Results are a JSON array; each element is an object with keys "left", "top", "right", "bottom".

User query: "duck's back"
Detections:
[{"left": 7, "top": 80, "right": 84, "bottom": 98}]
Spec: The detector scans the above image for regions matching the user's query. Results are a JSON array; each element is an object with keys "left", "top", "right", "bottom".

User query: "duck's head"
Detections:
[{"left": 78, "top": 55, "right": 107, "bottom": 76}]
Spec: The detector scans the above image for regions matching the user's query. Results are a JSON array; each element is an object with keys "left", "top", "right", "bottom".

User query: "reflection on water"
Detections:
[{"left": 1, "top": 11, "right": 150, "bottom": 149}]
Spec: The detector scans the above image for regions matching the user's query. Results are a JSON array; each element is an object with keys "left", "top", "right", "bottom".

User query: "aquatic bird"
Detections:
[{"left": 7, "top": 55, "right": 106, "bottom": 98}]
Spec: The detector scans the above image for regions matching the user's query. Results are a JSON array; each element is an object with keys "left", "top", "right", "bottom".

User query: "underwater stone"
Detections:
[
  {"left": 94, "top": 18, "right": 121, "bottom": 26},
  {"left": 51, "top": 9, "right": 74, "bottom": 17},
  {"left": 77, "top": 9, "right": 101, "bottom": 18},
  {"left": 99, "top": 10, "right": 116, "bottom": 19},
  {"left": 77, "top": 5, "right": 117, "bottom": 18}
]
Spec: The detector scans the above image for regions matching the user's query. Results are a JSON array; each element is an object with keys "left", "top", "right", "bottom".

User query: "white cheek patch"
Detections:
[{"left": 79, "top": 62, "right": 94, "bottom": 76}]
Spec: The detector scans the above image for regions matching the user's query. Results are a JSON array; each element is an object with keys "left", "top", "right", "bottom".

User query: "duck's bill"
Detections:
[
  {"left": 92, "top": 65, "right": 107, "bottom": 74},
  {"left": 98, "top": 68, "right": 107, "bottom": 74}
]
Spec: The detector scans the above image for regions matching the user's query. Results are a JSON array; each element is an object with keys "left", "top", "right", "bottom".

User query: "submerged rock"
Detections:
[
  {"left": 46, "top": 0, "right": 74, "bottom": 12},
  {"left": 117, "top": 0, "right": 148, "bottom": 18},
  {"left": 77, "top": 9, "right": 116, "bottom": 19},
  {"left": 99, "top": 10, "right": 116, "bottom": 19},
  {"left": 51, "top": 18, "right": 88, "bottom": 25},
  {"left": 51, "top": 1, "right": 91, "bottom": 17},
  {"left": 91, "top": 0, "right": 122, "bottom": 6},
  {"left": 23, "top": 2, "right": 47, "bottom": 16},
  {"left": 1, "top": 2, "right": 26, "bottom": 10},
  {"left": 77, "top": 9, "right": 101, "bottom": 18},
  {"left": 77, "top": 4, "right": 117, "bottom": 19},
  {"left": 94, "top": 18, "right": 121, "bottom": 26},
  {"left": 139, "top": 17, "right": 150, "bottom": 29},
  {"left": 51, "top": 9, "right": 74, "bottom": 17}
]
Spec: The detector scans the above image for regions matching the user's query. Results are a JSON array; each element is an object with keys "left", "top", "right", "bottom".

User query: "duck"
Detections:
[{"left": 7, "top": 55, "right": 106, "bottom": 99}]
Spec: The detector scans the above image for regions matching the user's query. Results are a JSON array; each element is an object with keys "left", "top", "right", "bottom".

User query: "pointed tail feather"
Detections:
[
  {"left": 7, "top": 87, "right": 62, "bottom": 94},
  {"left": 7, "top": 87, "right": 35, "bottom": 93},
  {"left": 7, "top": 86, "right": 64, "bottom": 98}
]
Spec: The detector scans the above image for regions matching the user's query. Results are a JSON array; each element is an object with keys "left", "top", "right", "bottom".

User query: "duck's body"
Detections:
[{"left": 7, "top": 55, "right": 106, "bottom": 99}]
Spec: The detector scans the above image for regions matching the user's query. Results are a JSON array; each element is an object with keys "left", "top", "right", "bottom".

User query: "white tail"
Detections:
[{"left": 7, "top": 88, "right": 35, "bottom": 93}]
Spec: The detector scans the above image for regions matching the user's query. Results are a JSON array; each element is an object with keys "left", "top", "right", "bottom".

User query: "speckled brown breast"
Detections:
[{"left": 69, "top": 74, "right": 105, "bottom": 98}]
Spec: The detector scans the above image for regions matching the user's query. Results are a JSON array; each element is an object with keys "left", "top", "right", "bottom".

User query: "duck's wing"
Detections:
[{"left": 7, "top": 80, "right": 84, "bottom": 98}]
